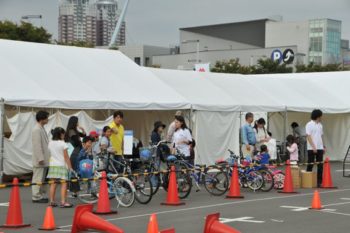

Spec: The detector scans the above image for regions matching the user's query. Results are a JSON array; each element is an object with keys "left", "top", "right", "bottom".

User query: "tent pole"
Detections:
[
  {"left": 283, "top": 108, "right": 288, "bottom": 153},
  {"left": 0, "top": 98, "right": 5, "bottom": 181},
  {"left": 189, "top": 107, "right": 193, "bottom": 129}
]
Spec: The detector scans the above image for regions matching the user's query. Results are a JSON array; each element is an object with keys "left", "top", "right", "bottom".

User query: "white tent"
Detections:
[{"left": 1, "top": 39, "right": 349, "bottom": 176}]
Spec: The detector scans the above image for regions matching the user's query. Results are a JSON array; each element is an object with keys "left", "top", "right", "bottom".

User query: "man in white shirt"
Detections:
[{"left": 305, "top": 109, "right": 325, "bottom": 187}]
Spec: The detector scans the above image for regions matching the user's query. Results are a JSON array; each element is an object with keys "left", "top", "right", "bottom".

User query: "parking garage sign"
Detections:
[
  {"left": 271, "top": 49, "right": 295, "bottom": 64},
  {"left": 271, "top": 50, "right": 283, "bottom": 64}
]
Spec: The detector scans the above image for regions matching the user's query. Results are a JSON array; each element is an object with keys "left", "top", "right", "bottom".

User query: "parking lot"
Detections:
[{"left": 0, "top": 162, "right": 349, "bottom": 233}]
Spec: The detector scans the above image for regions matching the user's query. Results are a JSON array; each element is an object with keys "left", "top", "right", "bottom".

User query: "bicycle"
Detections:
[
  {"left": 167, "top": 151, "right": 229, "bottom": 196},
  {"left": 76, "top": 153, "right": 136, "bottom": 207},
  {"left": 217, "top": 150, "right": 264, "bottom": 192}
]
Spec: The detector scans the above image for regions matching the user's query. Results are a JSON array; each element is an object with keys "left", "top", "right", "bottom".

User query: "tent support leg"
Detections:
[
  {"left": 189, "top": 107, "right": 193, "bottom": 129},
  {"left": 0, "top": 98, "right": 5, "bottom": 182},
  {"left": 283, "top": 108, "right": 288, "bottom": 154}
]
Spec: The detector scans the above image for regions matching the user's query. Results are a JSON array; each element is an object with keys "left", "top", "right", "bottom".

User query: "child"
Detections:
[
  {"left": 286, "top": 135, "right": 299, "bottom": 165},
  {"left": 256, "top": 145, "right": 270, "bottom": 165},
  {"left": 76, "top": 136, "right": 94, "bottom": 177},
  {"left": 47, "top": 127, "right": 73, "bottom": 208},
  {"left": 100, "top": 126, "right": 114, "bottom": 153}
]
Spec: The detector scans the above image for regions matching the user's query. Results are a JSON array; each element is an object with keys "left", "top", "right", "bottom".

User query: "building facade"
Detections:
[
  {"left": 58, "top": 0, "right": 125, "bottom": 46},
  {"left": 153, "top": 18, "right": 347, "bottom": 70},
  {"left": 119, "top": 45, "right": 171, "bottom": 66}
]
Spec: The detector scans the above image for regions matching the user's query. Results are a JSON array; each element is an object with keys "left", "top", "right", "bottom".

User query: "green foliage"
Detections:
[
  {"left": 296, "top": 63, "right": 344, "bottom": 72},
  {"left": 254, "top": 58, "right": 293, "bottom": 74},
  {"left": 0, "top": 20, "right": 51, "bottom": 43},
  {"left": 211, "top": 58, "right": 292, "bottom": 74},
  {"left": 57, "top": 40, "right": 94, "bottom": 48}
]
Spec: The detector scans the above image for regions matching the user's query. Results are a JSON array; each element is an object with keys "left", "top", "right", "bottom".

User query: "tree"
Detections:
[
  {"left": 0, "top": 20, "right": 51, "bottom": 43},
  {"left": 254, "top": 58, "right": 293, "bottom": 74},
  {"left": 57, "top": 40, "right": 94, "bottom": 48},
  {"left": 296, "top": 63, "right": 346, "bottom": 72},
  {"left": 211, "top": 58, "right": 292, "bottom": 74}
]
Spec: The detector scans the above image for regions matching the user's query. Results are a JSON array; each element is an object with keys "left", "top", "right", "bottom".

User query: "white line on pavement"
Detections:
[
  {"left": 219, "top": 217, "right": 264, "bottom": 224},
  {"left": 58, "top": 188, "right": 350, "bottom": 229}
]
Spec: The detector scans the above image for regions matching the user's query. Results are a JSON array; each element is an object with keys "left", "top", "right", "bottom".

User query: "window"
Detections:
[{"left": 134, "top": 57, "right": 141, "bottom": 65}]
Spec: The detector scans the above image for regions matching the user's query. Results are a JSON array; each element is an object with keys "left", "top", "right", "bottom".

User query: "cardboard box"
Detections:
[
  {"left": 291, "top": 167, "right": 301, "bottom": 189},
  {"left": 301, "top": 170, "right": 317, "bottom": 188}
]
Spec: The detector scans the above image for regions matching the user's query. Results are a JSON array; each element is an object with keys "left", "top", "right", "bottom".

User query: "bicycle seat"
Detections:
[{"left": 167, "top": 155, "right": 177, "bottom": 162}]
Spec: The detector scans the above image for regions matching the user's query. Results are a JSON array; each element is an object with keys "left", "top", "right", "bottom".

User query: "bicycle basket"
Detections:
[{"left": 139, "top": 147, "right": 153, "bottom": 163}]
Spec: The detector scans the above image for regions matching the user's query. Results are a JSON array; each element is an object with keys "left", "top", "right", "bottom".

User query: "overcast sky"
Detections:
[{"left": 0, "top": 0, "right": 349, "bottom": 47}]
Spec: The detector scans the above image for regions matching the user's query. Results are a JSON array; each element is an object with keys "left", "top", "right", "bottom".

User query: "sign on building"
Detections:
[
  {"left": 195, "top": 63, "right": 211, "bottom": 72},
  {"left": 271, "top": 49, "right": 295, "bottom": 64}
]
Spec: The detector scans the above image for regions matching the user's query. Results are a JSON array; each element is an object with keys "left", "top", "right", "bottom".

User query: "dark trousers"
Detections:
[{"left": 306, "top": 150, "right": 324, "bottom": 186}]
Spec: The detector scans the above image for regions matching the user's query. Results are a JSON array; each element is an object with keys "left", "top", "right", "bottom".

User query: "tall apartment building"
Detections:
[{"left": 59, "top": 0, "right": 125, "bottom": 46}]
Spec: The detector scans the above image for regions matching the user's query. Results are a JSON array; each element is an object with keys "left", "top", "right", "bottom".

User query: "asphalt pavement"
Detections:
[{"left": 0, "top": 162, "right": 349, "bottom": 233}]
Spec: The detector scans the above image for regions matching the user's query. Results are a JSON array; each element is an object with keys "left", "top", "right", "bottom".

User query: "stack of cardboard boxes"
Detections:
[{"left": 289, "top": 166, "right": 317, "bottom": 188}]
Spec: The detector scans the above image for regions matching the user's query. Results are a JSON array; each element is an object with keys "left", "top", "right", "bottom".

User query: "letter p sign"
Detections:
[{"left": 271, "top": 50, "right": 283, "bottom": 64}]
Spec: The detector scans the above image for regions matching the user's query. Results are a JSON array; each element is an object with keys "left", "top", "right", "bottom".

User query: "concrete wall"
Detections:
[
  {"left": 153, "top": 45, "right": 298, "bottom": 70},
  {"left": 180, "top": 31, "right": 259, "bottom": 54},
  {"left": 265, "top": 21, "right": 309, "bottom": 64},
  {"left": 119, "top": 45, "right": 170, "bottom": 66}
]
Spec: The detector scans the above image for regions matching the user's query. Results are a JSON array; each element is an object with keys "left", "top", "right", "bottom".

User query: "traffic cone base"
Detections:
[
  {"left": 38, "top": 206, "right": 58, "bottom": 231},
  {"left": 226, "top": 195, "right": 244, "bottom": 199},
  {"left": 72, "top": 204, "right": 124, "bottom": 233},
  {"left": 278, "top": 191, "right": 298, "bottom": 194},
  {"left": 1, "top": 223, "right": 31, "bottom": 228},
  {"left": 1, "top": 178, "right": 31, "bottom": 229},
  {"left": 161, "top": 166, "right": 185, "bottom": 206},
  {"left": 94, "top": 171, "right": 117, "bottom": 215},
  {"left": 320, "top": 186, "right": 337, "bottom": 189},
  {"left": 160, "top": 228, "right": 176, "bottom": 233}
]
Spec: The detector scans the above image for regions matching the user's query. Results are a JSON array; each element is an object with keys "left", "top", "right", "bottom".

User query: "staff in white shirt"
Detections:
[
  {"left": 305, "top": 109, "right": 325, "bottom": 187},
  {"left": 172, "top": 115, "right": 192, "bottom": 159}
]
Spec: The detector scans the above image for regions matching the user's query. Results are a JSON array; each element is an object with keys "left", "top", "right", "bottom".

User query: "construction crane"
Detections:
[{"left": 109, "top": 0, "right": 129, "bottom": 47}]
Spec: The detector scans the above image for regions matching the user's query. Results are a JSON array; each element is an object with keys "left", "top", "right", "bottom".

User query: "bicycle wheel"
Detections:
[
  {"left": 112, "top": 177, "right": 135, "bottom": 208},
  {"left": 204, "top": 168, "right": 229, "bottom": 196},
  {"left": 163, "top": 162, "right": 192, "bottom": 199},
  {"left": 147, "top": 165, "right": 161, "bottom": 195},
  {"left": 77, "top": 179, "right": 99, "bottom": 204},
  {"left": 246, "top": 170, "right": 264, "bottom": 191},
  {"left": 131, "top": 170, "right": 153, "bottom": 204},
  {"left": 274, "top": 172, "right": 285, "bottom": 189},
  {"left": 259, "top": 169, "right": 274, "bottom": 192}
]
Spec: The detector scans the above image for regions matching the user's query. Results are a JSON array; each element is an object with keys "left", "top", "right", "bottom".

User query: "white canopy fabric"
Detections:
[{"left": 0, "top": 39, "right": 190, "bottom": 110}]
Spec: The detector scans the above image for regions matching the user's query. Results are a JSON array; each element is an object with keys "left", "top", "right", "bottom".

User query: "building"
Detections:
[
  {"left": 59, "top": 0, "right": 96, "bottom": 44},
  {"left": 118, "top": 45, "right": 171, "bottom": 66},
  {"left": 58, "top": 0, "right": 125, "bottom": 46},
  {"left": 95, "top": 0, "right": 125, "bottom": 46},
  {"left": 153, "top": 18, "right": 347, "bottom": 70}
]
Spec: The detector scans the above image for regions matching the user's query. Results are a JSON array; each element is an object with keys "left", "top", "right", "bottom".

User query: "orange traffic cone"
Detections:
[
  {"left": 1, "top": 178, "right": 30, "bottom": 228},
  {"left": 204, "top": 213, "right": 241, "bottom": 233},
  {"left": 226, "top": 165, "right": 244, "bottom": 199},
  {"left": 147, "top": 213, "right": 175, "bottom": 233},
  {"left": 161, "top": 166, "right": 185, "bottom": 206},
  {"left": 72, "top": 204, "right": 124, "bottom": 233},
  {"left": 39, "top": 206, "right": 57, "bottom": 231},
  {"left": 93, "top": 171, "right": 117, "bottom": 215},
  {"left": 278, "top": 160, "right": 298, "bottom": 194},
  {"left": 321, "top": 157, "right": 337, "bottom": 189},
  {"left": 309, "top": 190, "right": 324, "bottom": 210}
]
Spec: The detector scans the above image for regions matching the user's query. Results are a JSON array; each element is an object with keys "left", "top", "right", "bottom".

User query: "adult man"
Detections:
[
  {"left": 241, "top": 112, "right": 256, "bottom": 157},
  {"left": 291, "top": 122, "right": 307, "bottom": 162},
  {"left": 109, "top": 111, "right": 125, "bottom": 156},
  {"left": 306, "top": 109, "right": 325, "bottom": 187},
  {"left": 32, "top": 110, "right": 50, "bottom": 203},
  {"left": 167, "top": 111, "right": 183, "bottom": 142}
]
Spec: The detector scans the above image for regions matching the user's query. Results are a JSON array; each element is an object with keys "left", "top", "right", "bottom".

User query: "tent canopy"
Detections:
[{"left": 0, "top": 39, "right": 189, "bottom": 110}]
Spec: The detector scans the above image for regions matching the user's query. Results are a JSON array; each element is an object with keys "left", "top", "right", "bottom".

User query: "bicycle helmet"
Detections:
[
  {"left": 79, "top": 159, "right": 94, "bottom": 178},
  {"left": 139, "top": 148, "right": 152, "bottom": 162},
  {"left": 166, "top": 155, "right": 177, "bottom": 162}
]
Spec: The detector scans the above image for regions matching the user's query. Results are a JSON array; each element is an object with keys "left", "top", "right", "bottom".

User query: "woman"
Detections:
[
  {"left": 172, "top": 116, "right": 192, "bottom": 160},
  {"left": 151, "top": 121, "right": 169, "bottom": 162},
  {"left": 47, "top": 127, "right": 73, "bottom": 208},
  {"left": 65, "top": 116, "right": 86, "bottom": 149},
  {"left": 254, "top": 118, "right": 270, "bottom": 152}
]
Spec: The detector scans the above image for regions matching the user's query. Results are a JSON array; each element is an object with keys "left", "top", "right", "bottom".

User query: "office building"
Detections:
[
  {"left": 153, "top": 18, "right": 347, "bottom": 70},
  {"left": 58, "top": 0, "right": 125, "bottom": 46}
]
